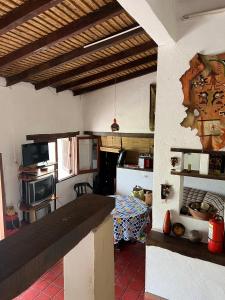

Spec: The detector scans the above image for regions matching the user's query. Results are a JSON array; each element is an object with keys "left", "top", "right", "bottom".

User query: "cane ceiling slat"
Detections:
[
  {"left": 0, "top": 0, "right": 158, "bottom": 95},
  {"left": 27, "top": 33, "right": 152, "bottom": 82},
  {"left": 73, "top": 61, "right": 156, "bottom": 90},
  {"left": 0, "top": 13, "right": 134, "bottom": 76},
  {"left": 0, "top": 0, "right": 25, "bottom": 17},
  {"left": 53, "top": 49, "right": 157, "bottom": 87}
]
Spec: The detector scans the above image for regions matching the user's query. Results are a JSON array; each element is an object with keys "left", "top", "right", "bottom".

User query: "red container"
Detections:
[
  {"left": 208, "top": 216, "right": 224, "bottom": 254},
  {"left": 163, "top": 210, "right": 171, "bottom": 235}
]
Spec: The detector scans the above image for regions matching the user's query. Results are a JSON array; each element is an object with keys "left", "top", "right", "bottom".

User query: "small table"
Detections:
[
  {"left": 20, "top": 196, "right": 58, "bottom": 223},
  {"left": 111, "top": 195, "right": 149, "bottom": 244}
]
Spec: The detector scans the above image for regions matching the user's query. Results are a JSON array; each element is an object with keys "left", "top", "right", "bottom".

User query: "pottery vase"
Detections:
[{"left": 163, "top": 210, "right": 171, "bottom": 235}]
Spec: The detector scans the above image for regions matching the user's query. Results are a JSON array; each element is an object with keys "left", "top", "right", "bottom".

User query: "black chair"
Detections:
[{"left": 74, "top": 182, "right": 93, "bottom": 198}]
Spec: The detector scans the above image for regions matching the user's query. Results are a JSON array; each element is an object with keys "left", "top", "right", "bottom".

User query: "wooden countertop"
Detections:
[
  {"left": 147, "top": 230, "right": 225, "bottom": 267},
  {"left": 0, "top": 194, "right": 114, "bottom": 300}
]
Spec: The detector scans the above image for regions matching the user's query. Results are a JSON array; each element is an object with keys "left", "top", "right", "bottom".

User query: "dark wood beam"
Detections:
[
  {"left": 84, "top": 131, "right": 154, "bottom": 138},
  {"left": 0, "top": 194, "right": 114, "bottom": 300},
  {"left": 26, "top": 131, "right": 80, "bottom": 141},
  {"left": 57, "top": 53, "right": 157, "bottom": 92},
  {"left": 73, "top": 64, "right": 157, "bottom": 96},
  {"left": 6, "top": 25, "right": 144, "bottom": 86},
  {"left": 35, "top": 38, "right": 156, "bottom": 90},
  {"left": 0, "top": 0, "right": 63, "bottom": 35},
  {"left": 0, "top": 2, "right": 124, "bottom": 68}
]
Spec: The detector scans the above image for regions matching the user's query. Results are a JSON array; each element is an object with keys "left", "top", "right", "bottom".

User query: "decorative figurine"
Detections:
[
  {"left": 171, "top": 157, "right": 178, "bottom": 170},
  {"left": 161, "top": 184, "right": 172, "bottom": 199},
  {"left": 189, "top": 230, "right": 202, "bottom": 243}
]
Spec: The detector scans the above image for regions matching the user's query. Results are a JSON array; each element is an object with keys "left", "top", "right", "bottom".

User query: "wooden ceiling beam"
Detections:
[
  {"left": 57, "top": 54, "right": 157, "bottom": 92},
  {"left": 6, "top": 24, "right": 142, "bottom": 86},
  {"left": 35, "top": 38, "right": 156, "bottom": 90},
  {"left": 0, "top": 2, "right": 124, "bottom": 68},
  {"left": 0, "top": 0, "right": 63, "bottom": 35},
  {"left": 73, "top": 65, "right": 157, "bottom": 96}
]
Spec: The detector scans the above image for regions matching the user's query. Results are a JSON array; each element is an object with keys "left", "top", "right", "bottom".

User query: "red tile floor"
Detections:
[{"left": 11, "top": 240, "right": 150, "bottom": 300}]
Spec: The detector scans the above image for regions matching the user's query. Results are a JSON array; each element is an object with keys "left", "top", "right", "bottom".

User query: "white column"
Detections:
[{"left": 64, "top": 215, "right": 114, "bottom": 300}]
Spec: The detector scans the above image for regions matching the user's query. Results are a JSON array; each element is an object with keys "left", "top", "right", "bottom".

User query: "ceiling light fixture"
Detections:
[
  {"left": 111, "top": 78, "right": 119, "bottom": 132},
  {"left": 182, "top": 6, "right": 225, "bottom": 20},
  {"left": 83, "top": 25, "right": 141, "bottom": 48}
]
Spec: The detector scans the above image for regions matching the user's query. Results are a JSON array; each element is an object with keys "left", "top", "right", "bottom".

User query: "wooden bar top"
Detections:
[
  {"left": 0, "top": 194, "right": 115, "bottom": 300},
  {"left": 147, "top": 230, "right": 225, "bottom": 267}
]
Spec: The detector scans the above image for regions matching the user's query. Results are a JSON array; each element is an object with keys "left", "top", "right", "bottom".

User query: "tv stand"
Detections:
[
  {"left": 20, "top": 198, "right": 54, "bottom": 223},
  {"left": 18, "top": 163, "right": 58, "bottom": 222}
]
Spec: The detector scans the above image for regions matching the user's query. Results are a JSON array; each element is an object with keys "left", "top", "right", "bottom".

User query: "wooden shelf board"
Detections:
[
  {"left": 171, "top": 147, "right": 225, "bottom": 155},
  {"left": 20, "top": 196, "right": 59, "bottom": 211},
  {"left": 117, "top": 166, "right": 153, "bottom": 172},
  {"left": 84, "top": 131, "right": 154, "bottom": 138},
  {"left": 100, "top": 146, "right": 121, "bottom": 153},
  {"left": 147, "top": 230, "right": 225, "bottom": 267},
  {"left": 171, "top": 169, "right": 225, "bottom": 181}
]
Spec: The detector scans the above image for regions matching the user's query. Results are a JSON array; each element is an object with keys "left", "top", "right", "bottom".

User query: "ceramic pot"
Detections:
[{"left": 163, "top": 210, "right": 171, "bottom": 235}]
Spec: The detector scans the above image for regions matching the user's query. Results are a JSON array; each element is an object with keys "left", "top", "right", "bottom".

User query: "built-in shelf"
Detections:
[
  {"left": 171, "top": 147, "right": 225, "bottom": 155},
  {"left": 171, "top": 169, "right": 225, "bottom": 181},
  {"left": 147, "top": 230, "right": 225, "bottom": 267}
]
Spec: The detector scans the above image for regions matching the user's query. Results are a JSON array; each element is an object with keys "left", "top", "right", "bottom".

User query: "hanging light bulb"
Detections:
[{"left": 111, "top": 78, "right": 119, "bottom": 132}]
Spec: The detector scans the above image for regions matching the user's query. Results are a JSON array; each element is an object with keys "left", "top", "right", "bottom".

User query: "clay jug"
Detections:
[{"left": 163, "top": 210, "right": 171, "bottom": 235}]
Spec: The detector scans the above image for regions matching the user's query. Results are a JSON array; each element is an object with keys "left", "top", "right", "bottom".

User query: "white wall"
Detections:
[
  {"left": 64, "top": 215, "right": 114, "bottom": 300},
  {"left": 146, "top": 246, "right": 225, "bottom": 300},
  {"left": 82, "top": 72, "right": 156, "bottom": 133},
  {"left": 153, "top": 7, "right": 225, "bottom": 234},
  {"left": 0, "top": 82, "right": 88, "bottom": 216}
]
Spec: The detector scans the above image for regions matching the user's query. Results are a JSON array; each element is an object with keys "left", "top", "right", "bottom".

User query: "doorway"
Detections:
[{"left": 0, "top": 154, "right": 5, "bottom": 240}]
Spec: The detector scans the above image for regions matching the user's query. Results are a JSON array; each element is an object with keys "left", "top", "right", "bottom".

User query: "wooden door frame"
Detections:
[{"left": 0, "top": 153, "right": 6, "bottom": 239}]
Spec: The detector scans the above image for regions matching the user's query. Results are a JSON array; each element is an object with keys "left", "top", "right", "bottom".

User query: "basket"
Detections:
[{"left": 188, "top": 202, "right": 217, "bottom": 221}]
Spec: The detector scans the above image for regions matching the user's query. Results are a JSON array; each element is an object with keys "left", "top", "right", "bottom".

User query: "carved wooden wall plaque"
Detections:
[{"left": 180, "top": 53, "right": 225, "bottom": 150}]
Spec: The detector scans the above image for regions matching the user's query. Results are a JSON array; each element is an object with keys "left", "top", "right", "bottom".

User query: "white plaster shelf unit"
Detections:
[
  {"left": 170, "top": 147, "right": 225, "bottom": 242},
  {"left": 170, "top": 147, "right": 225, "bottom": 181}
]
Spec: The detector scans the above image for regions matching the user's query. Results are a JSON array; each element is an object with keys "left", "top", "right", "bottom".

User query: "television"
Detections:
[
  {"left": 22, "top": 174, "right": 55, "bottom": 206},
  {"left": 22, "top": 142, "right": 49, "bottom": 166}
]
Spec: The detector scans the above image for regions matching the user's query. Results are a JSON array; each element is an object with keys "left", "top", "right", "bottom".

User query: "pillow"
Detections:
[
  {"left": 203, "top": 192, "right": 225, "bottom": 217},
  {"left": 183, "top": 187, "right": 206, "bottom": 208}
]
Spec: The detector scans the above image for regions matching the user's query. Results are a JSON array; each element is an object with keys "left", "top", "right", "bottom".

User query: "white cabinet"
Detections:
[{"left": 116, "top": 167, "right": 153, "bottom": 195}]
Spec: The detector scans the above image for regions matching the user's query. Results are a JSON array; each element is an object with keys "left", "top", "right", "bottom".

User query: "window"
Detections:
[
  {"left": 29, "top": 132, "right": 98, "bottom": 182},
  {"left": 48, "top": 138, "right": 76, "bottom": 181},
  {"left": 77, "top": 136, "right": 99, "bottom": 174}
]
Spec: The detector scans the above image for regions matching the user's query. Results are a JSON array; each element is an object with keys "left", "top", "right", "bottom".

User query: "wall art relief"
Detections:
[{"left": 180, "top": 53, "right": 225, "bottom": 150}]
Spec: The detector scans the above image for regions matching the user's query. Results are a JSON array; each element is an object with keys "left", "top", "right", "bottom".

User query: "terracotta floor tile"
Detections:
[
  {"left": 53, "top": 275, "right": 64, "bottom": 288},
  {"left": 19, "top": 287, "right": 40, "bottom": 300},
  {"left": 53, "top": 289, "right": 64, "bottom": 300},
  {"left": 35, "top": 293, "right": 51, "bottom": 300},
  {"left": 42, "top": 270, "right": 59, "bottom": 282},
  {"left": 115, "top": 284, "right": 126, "bottom": 299},
  {"left": 43, "top": 284, "right": 62, "bottom": 297},
  {"left": 129, "top": 278, "right": 145, "bottom": 292},
  {"left": 122, "top": 288, "right": 140, "bottom": 300},
  {"left": 33, "top": 278, "right": 51, "bottom": 291}
]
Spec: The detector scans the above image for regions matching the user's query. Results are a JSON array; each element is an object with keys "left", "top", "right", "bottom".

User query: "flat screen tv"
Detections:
[
  {"left": 22, "top": 142, "right": 49, "bottom": 166},
  {"left": 22, "top": 174, "right": 55, "bottom": 206}
]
